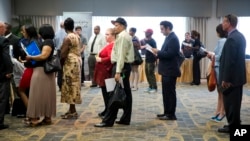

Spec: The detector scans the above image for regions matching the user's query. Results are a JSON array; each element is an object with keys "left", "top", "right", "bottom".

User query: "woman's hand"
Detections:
[
  {"left": 25, "top": 55, "right": 32, "bottom": 61},
  {"left": 96, "top": 56, "right": 102, "bottom": 62}
]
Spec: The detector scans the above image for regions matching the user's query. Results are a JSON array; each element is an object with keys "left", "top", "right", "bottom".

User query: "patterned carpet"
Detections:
[{"left": 1, "top": 80, "right": 250, "bottom": 141}]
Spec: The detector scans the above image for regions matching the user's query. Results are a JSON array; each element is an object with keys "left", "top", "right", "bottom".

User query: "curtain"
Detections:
[
  {"left": 187, "top": 17, "right": 208, "bottom": 78},
  {"left": 18, "top": 15, "right": 57, "bottom": 31}
]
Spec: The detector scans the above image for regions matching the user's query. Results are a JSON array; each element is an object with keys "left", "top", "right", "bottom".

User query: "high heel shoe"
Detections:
[
  {"left": 24, "top": 119, "right": 41, "bottom": 127},
  {"left": 215, "top": 114, "right": 225, "bottom": 122},
  {"left": 61, "top": 112, "right": 78, "bottom": 119},
  {"left": 210, "top": 113, "right": 220, "bottom": 120}
]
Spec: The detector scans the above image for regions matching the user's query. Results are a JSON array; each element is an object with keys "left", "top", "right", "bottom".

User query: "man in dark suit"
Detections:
[
  {"left": 218, "top": 14, "right": 246, "bottom": 133},
  {"left": 4, "top": 22, "right": 21, "bottom": 60},
  {"left": 152, "top": 21, "right": 180, "bottom": 120},
  {"left": 4, "top": 22, "right": 21, "bottom": 114},
  {"left": 0, "top": 36, "right": 13, "bottom": 130}
]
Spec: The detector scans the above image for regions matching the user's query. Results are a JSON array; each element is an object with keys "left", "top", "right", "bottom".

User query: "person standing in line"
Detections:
[
  {"left": 60, "top": 17, "right": 82, "bottom": 119},
  {"left": 4, "top": 22, "right": 21, "bottom": 114},
  {"left": 4, "top": 22, "right": 21, "bottom": 60},
  {"left": 93, "top": 28, "right": 115, "bottom": 118},
  {"left": 94, "top": 17, "right": 134, "bottom": 127},
  {"left": 87, "top": 25, "right": 106, "bottom": 87},
  {"left": 190, "top": 30, "right": 202, "bottom": 85},
  {"left": 18, "top": 24, "right": 40, "bottom": 113},
  {"left": 141, "top": 29, "right": 157, "bottom": 93},
  {"left": 25, "top": 24, "right": 56, "bottom": 126},
  {"left": 217, "top": 14, "right": 246, "bottom": 133},
  {"left": 206, "top": 24, "right": 227, "bottom": 122},
  {"left": 129, "top": 27, "right": 141, "bottom": 91},
  {"left": 151, "top": 21, "right": 180, "bottom": 120},
  {"left": 0, "top": 26, "right": 13, "bottom": 130},
  {"left": 75, "top": 26, "right": 88, "bottom": 86},
  {"left": 181, "top": 32, "right": 194, "bottom": 58},
  {"left": 54, "top": 22, "right": 67, "bottom": 91}
]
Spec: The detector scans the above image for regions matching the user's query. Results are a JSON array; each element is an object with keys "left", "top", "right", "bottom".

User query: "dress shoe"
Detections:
[
  {"left": 94, "top": 122, "right": 113, "bottom": 127},
  {"left": 0, "top": 124, "right": 9, "bottom": 130},
  {"left": 190, "top": 82, "right": 200, "bottom": 85},
  {"left": 98, "top": 113, "right": 105, "bottom": 119},
  {"left": 157, "top": 114, "right": 165, "bottom": 118},
  {"left": 115, "top": 121, "right": 130, "bottom": 125},
  {"left": 218, "top": 126, "right": 230, "bottom": 133},
  {"left": 158, "top": 115, "right": 177, "bottom": 120},
  {"left": 90, "top": 84, "right": 97, "bottom": 88}
]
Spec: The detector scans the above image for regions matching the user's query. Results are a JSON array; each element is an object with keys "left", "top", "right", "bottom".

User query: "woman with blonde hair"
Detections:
[{"left": 93, "top": 28, "right": 115, "bottom": 118}]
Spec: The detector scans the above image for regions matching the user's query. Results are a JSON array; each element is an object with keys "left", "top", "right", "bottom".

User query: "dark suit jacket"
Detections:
[
  {"left": 7, "top": 33, "right": 21, "bottom": 60},
  {"left": 219, "top": 29, "right": 246, "bottom": 86},
  {"left": 157, "top": 32, "right": 181, "bottom": 77},
  {"left": 0, "top": 37, "right": 13, "bottom": 82}
]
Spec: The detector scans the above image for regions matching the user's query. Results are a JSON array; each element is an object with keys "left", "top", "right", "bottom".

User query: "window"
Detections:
[
  {"left": 238, "top": 17, "right": 250, "bottom": 54},
  {"left": 92, "top": 16, "right": 187, "bottom": 49}
]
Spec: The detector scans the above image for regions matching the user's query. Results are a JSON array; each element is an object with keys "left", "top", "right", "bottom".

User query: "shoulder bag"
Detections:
[{"left": 44, "top": 54, "right": 61, "bottom": 74}]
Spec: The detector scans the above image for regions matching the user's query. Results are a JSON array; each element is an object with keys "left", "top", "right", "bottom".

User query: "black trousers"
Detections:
[
  {"left": 0, "top": 80, "right": 10, "bottom": 125},
  {"left": 81, "top": 57, "right": 85, "bottom": 83},
  {"left": 102, "top": 63, "right": 132, "bottom": 125},
  {"left": 57, "top": 69, "right": 63, "bottom": 90},
  {"left": 223, "top": 85, "right": 243, "bottom": 128},
  {"left": 161, "top": 76, "right": 177, "bottom": 116},
  {"left": 88, "top": 54, "right": 97, "bottom": 85},
  {"left": 57, "top": 50, "right": 63, "bottom": 89},
  {"left": 192, "top": 56, "right": 202, "bottom": 84},
  {"left": 100, "top": 86, "right": 109, "bottom": 115}
]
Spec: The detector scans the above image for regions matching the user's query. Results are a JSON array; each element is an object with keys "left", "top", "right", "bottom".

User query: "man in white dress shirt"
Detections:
[{"left": 87, "top": 25, "right": 106, "bottom": 87}]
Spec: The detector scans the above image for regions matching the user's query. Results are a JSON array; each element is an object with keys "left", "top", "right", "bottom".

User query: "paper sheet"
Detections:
[
  {"left": 105, "top": 78, "right": 116, "bottom": 92},
  {"left": 145, "top": 44, "right": 154, "bottom": 54}
]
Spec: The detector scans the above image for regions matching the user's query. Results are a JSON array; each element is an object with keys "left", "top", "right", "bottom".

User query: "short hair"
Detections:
[
  {"left": 4, "top": 22, "right": 12, "bottom": 31},
  {"left": 75, "top": 26, "right": 82, "bottom": 30},
  {"left": 160, "top": 21, "right": 173, "bottom": 30},
  {"left": 64, "top": 17, "right": 74, "bottom": 31},
  {"left": 216, "top": 24, "right": 227, "bottom": 38},
  {"left": 191, "top": 30, "right": 200, "bottom": 39},
  {"left": 130, "top": 27, "right": 136, "bottom": 33},
  {"left": 39, "top": 24, "right": 55, "bottom": 40},
  {"left": 23, "top": 24, "right": 38, "bottom": 39},
  {"left": 225, "top": 14, "right": 238, "bottom": 28}
]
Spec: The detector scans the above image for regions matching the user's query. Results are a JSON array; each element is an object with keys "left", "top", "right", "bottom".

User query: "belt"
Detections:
[{"left": 90, "top": 53, "right": 97, "bottom": 55}]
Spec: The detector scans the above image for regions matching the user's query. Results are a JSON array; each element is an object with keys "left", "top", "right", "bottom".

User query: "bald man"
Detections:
[{"left": 87, "top": 25, "right": 106, "bottom": 87}]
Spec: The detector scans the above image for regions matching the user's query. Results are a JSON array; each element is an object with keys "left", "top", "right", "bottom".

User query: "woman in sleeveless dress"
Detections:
[{"left": 60, "top": 18, "right": 82, "bottom": 119}]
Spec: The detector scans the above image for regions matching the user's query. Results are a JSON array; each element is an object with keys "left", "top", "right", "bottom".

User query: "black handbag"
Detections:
[
  {"left": 44, "top": 55, "right": 61, "bottom": 73},
  {"left": 133, "top": 48, "right": 143, "bottom": 65},
  {"left": 108, "top": 82, "right": 126, "bottom": 108}
]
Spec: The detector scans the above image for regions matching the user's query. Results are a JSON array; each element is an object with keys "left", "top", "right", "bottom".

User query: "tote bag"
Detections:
[
  {"left": 108, "top": 82, "right": 126, "bottom": 108},
  {"left": 206, "top": 57, "right": 217, "bottom": 92}
]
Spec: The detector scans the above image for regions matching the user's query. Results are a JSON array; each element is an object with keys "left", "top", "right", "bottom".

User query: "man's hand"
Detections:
[
  {"left": 114, "top": 73, "right": 121, "bottom": 82},
  {"left": 151, "top": 48, "right": 158, "bottom": 56},
  {"left": 5, "top": 73, "right": 12, "bottom": 78}
]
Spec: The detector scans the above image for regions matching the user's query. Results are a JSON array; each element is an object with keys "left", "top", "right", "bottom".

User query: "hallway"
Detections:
[{"left": 1, "top": 81, "right": 250, "bottom": 141}]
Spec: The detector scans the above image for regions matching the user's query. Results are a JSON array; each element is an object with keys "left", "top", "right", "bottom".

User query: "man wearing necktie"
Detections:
[{"left": 87, "top": 26, "right": 106, "bottom": 87}]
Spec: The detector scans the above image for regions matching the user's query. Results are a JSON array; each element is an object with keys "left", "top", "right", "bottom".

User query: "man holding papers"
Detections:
[
  {"left": 151, "top": 21, "right": 180, "bottom": 120},
  {"left": 140, "top": 29, "right": 158, "bottom": 93}
]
